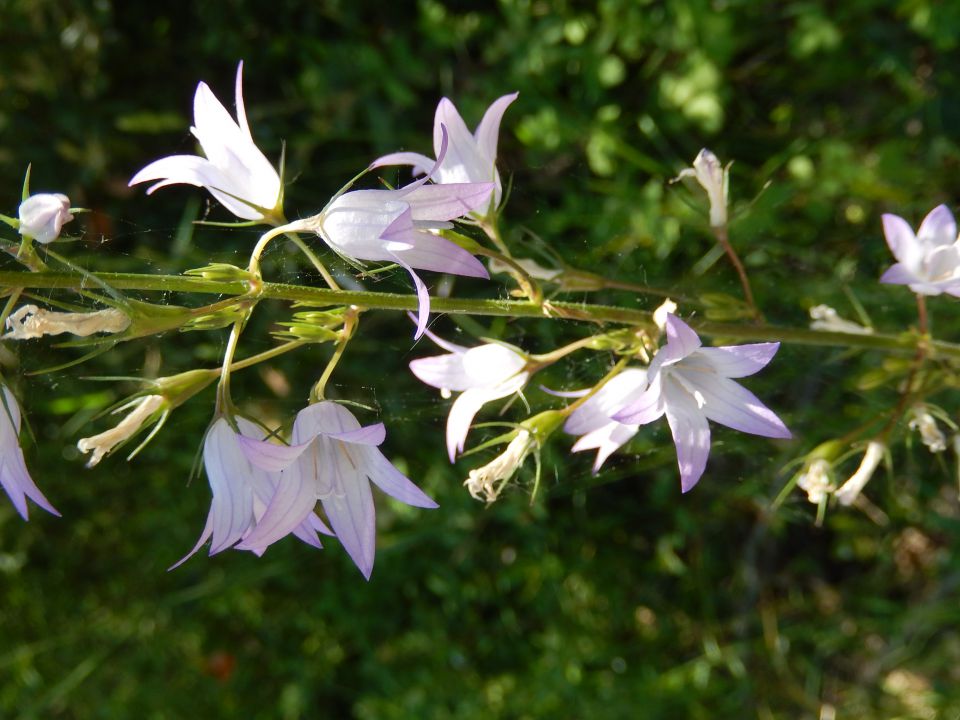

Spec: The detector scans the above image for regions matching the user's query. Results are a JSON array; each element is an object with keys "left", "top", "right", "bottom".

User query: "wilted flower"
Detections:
[
  {"left": 130, "top": 61, "right": 282, "bottom": 222},
  {"left": 409, "top": 327, "right": 529, "bottom": 461},
  {"left": 464, "top": 429, "right": 535, "bottom": 503},
  {"left": 173, "top": 416, "right": 332, "bottom": 568},
  {"left": 796, "top": 458, "right": 834, "bottom": 504},
  {"left": 237, "top": 402, "right": 437, "bottom": 579},
  {"left": 564, "top": 368, "right": 649, "bottom": 473},
  {"left": 835, "top": 441, "right": 886, "bottom": 506},
  {"left": 0, "top": 384, "right": 59, "bottom": 519},
  {"left": 676, "top": 149, "right": 728, "bottom": 228},
  {"left": 908, "top": 406, "right": 946, "bottom": 453},
  {"left": 6, "top": 304, "right": 130, "bottom": 340},
  {"left": 77, "top": 394, "right": 166, "bottom": 468},
  {"left": 18, "top": 193, "right": 73, "bottom": 244},
  {"left": 373, "top": 93, "right": 518, "bottom": 215},
  {"left": 615, "top": 313, "right": 791, "bottom": 492},
  {"left": 879, "top": 204, "right": 960, "bottom": 296}
]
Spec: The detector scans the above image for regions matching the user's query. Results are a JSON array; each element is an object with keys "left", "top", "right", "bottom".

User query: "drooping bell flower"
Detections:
[
  {"left": 0, "top": 384, "right": 59, "bottom": 520},
  {"left": 237, "top": 402, "right": 437, "bottom": 580}
]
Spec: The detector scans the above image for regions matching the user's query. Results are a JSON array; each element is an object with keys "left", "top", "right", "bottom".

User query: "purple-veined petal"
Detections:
[
  {"left": 882, "top": 213, "right": 922, "bottom": 270},
  {"left": 697, "top": 343, "right": 780, "bottom": 378},
  {"left": 237, "top": 454, "right": 318, "bottom": 551},
  {"left": 391, "top": 254, "right": 431, "bottom": 339},
  {"left": 360, "top": 446, "right": 438, "bottom": 508},
  {"left": 391, "top": 232, "right": 489, "bottom": 278},
  {"left": 917, "top": 204, "right": 956, "bottom": 247},
  {"left": 474, "top": 92, "right": 519, "bottom": 165},
  {"left": 661, "top": 314, "right": 702, "bottom": 363},
  {"left": 320, "top": 436, "right": 377, "bottom": 579},
  {"left": 203, "top": 419, "right": 256, "bottom": 553},
  {"left": 433, "top": 98, "right": 484, "bottom": 183},
  {"left": 662, "top": 384, "right": 712, "bottom": 493},
  {"left": 613, "top": 375, "right": 665, "bottom": 426},
  {"left": 370, "top": 151, "right": 435, "bottom": 176},
  {"left": 324, "top": 422, "right": 386, "bottom": 446},
  {"left": 403, "top": 182, "right": 496, "bottom": 222},
  {"left": 564, "top": 368, "right": 649, "bottom": 434},
  {"left": 682, "top": 373, "right": 792, "bottom": 439},
  {"left": 169, "top": 512, "right": 214, "bottom": 570},
  {"left": 238, "top": 434, "right": 313, "bottom": 472}
]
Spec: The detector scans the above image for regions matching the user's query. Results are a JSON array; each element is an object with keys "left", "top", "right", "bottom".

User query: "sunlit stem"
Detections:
[
  {"left": 14, "top": 237, "right": 47, "bottom": 272},
  {"left": 310, "top": 307, "right": 360, "bottom": 402},
  {"left": 529, "top": 335, "right": 604, "bottom": 371},
  {"left": 285, "top": 232, "right": 340, "bottom": 291},
  {"left": 230, "top": 338, "right": 308, "bottom": 373},
  {"left": 6, "top": 270, "right": 960, "bottom": 359},
  {"left": 0, "top": 289, "right": 23, "bottom": 330},
  {"left": 248, "top": 221, "right": 308, "bottom": 276},
  {"left": 713, "top": 224, "right": 762, "bottom": 323},
  {"left": 215, "top": 318, "right": 246, "bottom": 418}
]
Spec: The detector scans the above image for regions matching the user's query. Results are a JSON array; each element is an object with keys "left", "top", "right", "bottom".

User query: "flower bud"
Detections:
[
  {"left": 18, "top": 193, "right": 74, "bottom": 244},
  {"left": 676, "top": 149, "right": 728, "bottom": 228}
]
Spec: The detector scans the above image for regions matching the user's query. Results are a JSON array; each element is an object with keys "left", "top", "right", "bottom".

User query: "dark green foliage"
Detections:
[{"left": 1, "top": 0, "right": 960, "bottom": 717}]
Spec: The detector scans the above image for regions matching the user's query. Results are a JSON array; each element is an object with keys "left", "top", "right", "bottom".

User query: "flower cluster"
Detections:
[{"left": 178, "top": 403, "right": 437, "bottom": 579}]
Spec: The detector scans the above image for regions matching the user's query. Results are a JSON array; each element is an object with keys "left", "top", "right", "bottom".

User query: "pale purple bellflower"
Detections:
[
  {"left": 301, "top": 126, "right": 492, "bottom": 338},
  {"left": 0, "top": 384, "right": 59, "bottom": 520},
  {"left": 172, "top": 416, "right": 332, "bottom": 569},
  {"left": 130, "top": 61, "right": 283, "bottom": 222},
  {"left": 613, "top": 314, "right": 791, "bottom": 492},
  {"left": 409, "top": 327, "right": 529, "bottom": 461},
  {"left": 880, "top": 204, "right": 960, "bottom": 297},
  {"left": 373, "top": 93, "right": 518, "bottom": 215},
  {"left": 236, "top": 401, "right": 437, "bottom": 580}
]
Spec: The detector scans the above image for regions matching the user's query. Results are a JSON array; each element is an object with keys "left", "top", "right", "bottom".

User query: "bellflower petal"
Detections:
[
  {"left": 130, "top": 61, "right": 281, "bottom": 221},
  {"left": 0, "top": 386, "right": 59, "bottom": 520},
  {"left": 374, "top": 93, "right": 517, "bottom": 211},
  {"left": 695, "top": 343, "right": 780, "bottom": 378},
  {"left": 916, "top": 204, "right": 956, "bottom": 247},
  {"left": 663, "top": 385, "right": 712, "bottom": 493}
]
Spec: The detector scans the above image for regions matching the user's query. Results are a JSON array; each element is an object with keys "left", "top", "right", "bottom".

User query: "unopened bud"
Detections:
[
  {"left": 676, "top": 149, "right": 728, "bottom": 227},
  {"left": 18, "top": 193, "right": 74, "bottom": 244}
]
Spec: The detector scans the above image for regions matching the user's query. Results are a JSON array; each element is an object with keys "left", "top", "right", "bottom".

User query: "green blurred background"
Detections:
[{"left": 2, "top": 1, "right": 960, "bottom": 717}]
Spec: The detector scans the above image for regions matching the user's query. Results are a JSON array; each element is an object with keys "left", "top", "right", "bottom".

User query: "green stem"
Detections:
[{"left": 0, "top": 270, "right": 957, "bottom": 358}]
